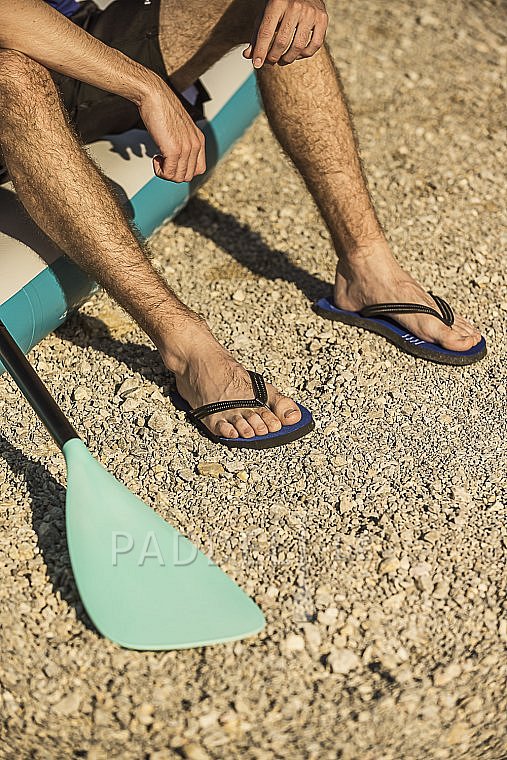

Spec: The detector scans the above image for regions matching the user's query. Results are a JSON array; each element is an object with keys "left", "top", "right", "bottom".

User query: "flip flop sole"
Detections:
[
  {"left": 313, "top": 298, "right": 487, "bottom": 366},
  {"left": 173, "top": 395, "right": 315, "bottom": 449}
]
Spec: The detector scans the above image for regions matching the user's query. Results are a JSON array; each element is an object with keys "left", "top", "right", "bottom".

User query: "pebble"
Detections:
[
  {"left": 147, "top": 410, "right": 172, "bottom": 433},
  {"left": 283, "top": 633, "right": 306, "bottom": 654},
  {"left": 122, "top": 397, "right": 141, "bottom": 412},
  {"left": 73, "top": 386, "right": 90, "bottom": 401},
  {"left": 117, "top": 377, "right": 140, "bottom": 397},
  {"left": 445, "top": 722, "right": 470, "bottom": 746},
  {"left": 415, "top": 574, "right": 434, "bottom": 593},
  {"left": 181, "top": 744, "right": 211, "bottom": 760},
  {"left": 378, "top": 557, "right": 400, "bottom": 574},
  {"left": 52, "top": 691, "right": 81, "bottom": 716},
  {"left": 197, "top": 462, "right": 225, "bottom": 478},
  {"left": 318, "top": 607, "right": 339, "bottom": 626},
  {"left": 328, "top": 649, "right": 361, "bottom": 675},
  {"left": 303, "top": 624, "right": 322, "bottom": 653},
  {"left": 433, "top": 662, "right": 462, "bottom": 687},
  {"left": 177, "top": 468, "right": 194, "bottom": 482}
]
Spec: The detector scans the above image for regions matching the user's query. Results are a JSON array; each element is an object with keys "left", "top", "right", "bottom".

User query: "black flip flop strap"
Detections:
[
  {"left": 188, "top": 371, "right": 269, "bottom": 421},
  {"left": 360, "top": 292, "right": 454, "bottom": 327}
]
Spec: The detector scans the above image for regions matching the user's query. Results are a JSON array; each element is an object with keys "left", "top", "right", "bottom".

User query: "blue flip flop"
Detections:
[
  {"left": 173, "top": 370, "right": 314, "bottom": 449},
  {"left": 313, "top": 293, "right": 486, "bottom": 366}
]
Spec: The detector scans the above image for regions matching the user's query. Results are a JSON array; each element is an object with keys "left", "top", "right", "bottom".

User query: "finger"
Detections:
[
  {"left": 243, "top": 44, "right": 253, "bottom": 59},
  {"left": 172, "top": 145, "right": 191, "bottom": 183},
  {"left": 266, "top": 8, "right": 300, "bottom": 65},
  {"left": 280, "top": 19, "right": 314, "bottom": 65},
  {"left": 153, "top": 153, "right": 179, "bottom": 181},
  {"left": 183, "top": 144, "right": 199, "bottom": 183},
  {"left": 252, "top": 2, "right": 284, "bottom": 68},
  {"left": 182, "top": 129, "right": 203, "bottom": 181},
  {"left": 299, "top": 10, "right": 328, "bottom": 57},
  {"left": 195, "top": 137, "right": 206, "bottom": 175}
]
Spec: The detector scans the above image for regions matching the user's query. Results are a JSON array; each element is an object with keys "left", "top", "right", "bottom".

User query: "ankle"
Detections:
[
  {"left": 337, "top": 238, "right": 396, "bottom": 275},
  {"left": 155, "top": 316, "right": 220, "bottom": 376}
]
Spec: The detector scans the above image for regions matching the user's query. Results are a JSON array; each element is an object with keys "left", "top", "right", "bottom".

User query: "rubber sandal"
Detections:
[
  {"left": 313, "top": 292, "right": 486, "bottom": 366},
  {"left": 173, "top": 370, "right": 314, "bottom": 449}
]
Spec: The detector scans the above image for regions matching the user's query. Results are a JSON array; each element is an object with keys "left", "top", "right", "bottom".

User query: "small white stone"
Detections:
[
  {"left": 122, "top": 397, "right": 140, "bottom": 412},
  {"left": 117, "top": 377, "right": 140, "bottom": 397},
  {"left": 147, "top": 410, "right": 172, "bottom": 433},
  {"left": 434, "top": 662, "right": 462, "bottom": 687},
  {"left": 197, "top": 462, "right": 225, "bottom": 478},
  {"left": 318, "top": 607, "right": 339, "bottom": 626},
  {"left": 284, "top": 633, "right": 305, "bottom": 653},
  {"left": 73, "top": 386, "right": 90, "bottom": 401},
  {"left": 328, "top": 648, "right": 361, "bottom": 675},
  {"left": 378, "top": 557, "right": 400, "bottom": 574}
]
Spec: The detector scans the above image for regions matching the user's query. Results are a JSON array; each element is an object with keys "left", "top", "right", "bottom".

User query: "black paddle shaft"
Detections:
[{"left": 0, "top": 320, "right": 79, "bottom": 449}]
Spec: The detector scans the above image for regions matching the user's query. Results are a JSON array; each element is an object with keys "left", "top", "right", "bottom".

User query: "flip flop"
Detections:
[
  {"left": 313, "top": 293, "right": 486, "bottom": 366},
  {"left": 173, "top": 371, "right": 314, "bottom": 449}
]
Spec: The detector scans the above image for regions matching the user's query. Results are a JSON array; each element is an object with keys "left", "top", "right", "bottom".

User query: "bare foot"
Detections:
[
  {"left": 163, "top": 324, "right": 302, "bottom": 440},
  {"left": 334, "top": 242, "right": 482, "bottom": 352}
]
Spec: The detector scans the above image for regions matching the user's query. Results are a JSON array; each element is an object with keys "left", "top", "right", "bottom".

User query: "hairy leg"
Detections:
[
  {"left": 256, "top": 45, "right": 481, "bottom": 351},
  {"left": 0, "top": 49, "right": 300, "bottom": 439},
  {"left": 158, "top": 0, "right": 302, "bottom": 436}
]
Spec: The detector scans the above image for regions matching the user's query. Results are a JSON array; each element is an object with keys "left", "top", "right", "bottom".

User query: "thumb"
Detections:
[{"left": 153, "top": 154, "right": 164, "bottom": 176}]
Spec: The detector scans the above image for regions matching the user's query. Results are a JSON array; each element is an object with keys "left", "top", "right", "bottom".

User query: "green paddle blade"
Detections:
[{"left": 63, "top": 439, "right": 265, "bottom": 650}]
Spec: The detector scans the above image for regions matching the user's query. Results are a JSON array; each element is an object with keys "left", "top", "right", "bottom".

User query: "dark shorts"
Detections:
[{"left": 0, "top": 0, "right": 209, "bottom": 183}]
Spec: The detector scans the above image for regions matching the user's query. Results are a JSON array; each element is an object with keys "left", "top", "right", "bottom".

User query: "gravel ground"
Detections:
[{"left": 1, "top": 1, "right": 506, "bottom": 758}]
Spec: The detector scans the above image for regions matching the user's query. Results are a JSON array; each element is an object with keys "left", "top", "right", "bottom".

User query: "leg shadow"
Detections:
[
  {"left": 173, "top": 196, "right": 331, "bottom": 302},
  {"left": 57, "top": 312, "right": 174, "bottom": 393},
  {"left": 0, "top": 434, "right": 96, "bottom": 632}
]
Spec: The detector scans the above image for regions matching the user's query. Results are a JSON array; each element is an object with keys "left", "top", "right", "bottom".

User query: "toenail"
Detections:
[{"left": 285, "top": 408, "right": 298, "bottom": 418}]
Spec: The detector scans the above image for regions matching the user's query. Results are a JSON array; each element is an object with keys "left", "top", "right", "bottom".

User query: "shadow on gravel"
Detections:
[
  {"left": 57, "top": 313, "right": 172, "bottom": 392},
  {"left": 0, "top": 434, "right": 96, "bottom": 634},
  {"left": 56, "top": 191, "right": 334, "bottom": 390},
  {"left": 174, "top": 196, "right": 331, "bottom": 302}
]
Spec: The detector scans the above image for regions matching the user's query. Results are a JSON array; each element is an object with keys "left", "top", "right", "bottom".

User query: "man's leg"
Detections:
[
  {"left": 256, "top": 45, "right": 481, "bottom": 351},
  {"left": 0, "top": 49, "right": 301, "bottom": 439}
]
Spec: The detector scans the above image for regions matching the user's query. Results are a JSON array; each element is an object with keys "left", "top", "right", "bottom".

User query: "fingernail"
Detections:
[{"left": 254, "top": 57, "right": 263, "bottom": 68}]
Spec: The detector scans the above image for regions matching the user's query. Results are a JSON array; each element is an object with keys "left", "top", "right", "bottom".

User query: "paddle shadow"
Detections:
[
  {"left": 173, "top": 196, "right": 330, "bottom": 303},
  {"left": 0, "top": 434, "right": 96, "bottom": 633}
]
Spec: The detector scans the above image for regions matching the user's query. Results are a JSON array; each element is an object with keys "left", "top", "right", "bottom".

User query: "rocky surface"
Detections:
[{"left": 0, "top": 0, "right": 506, "bottom": 757}]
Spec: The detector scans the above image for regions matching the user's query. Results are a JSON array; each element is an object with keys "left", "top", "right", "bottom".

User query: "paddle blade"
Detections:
[{"left": 62, "top": 439, "right": 265, "bottom": 650}]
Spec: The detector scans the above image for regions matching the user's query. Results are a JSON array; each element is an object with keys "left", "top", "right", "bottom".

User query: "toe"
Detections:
[
  {"left": 272, "top": 394, "right": 302, "bottom": 427},
  {"left": 260, "top": 408, "right": 283, "bottom": 433},
  {"left": 444, "top": 330, "right": 480, "bottom": 351},
  {"left": 232, "top": 414, "right": 256, "bottom": 439},
  {"left": 215, "top": 419, "right": 239, "bottom": 439},
  {"left": 244, "top": 411, "right": 269, "bottom": 436}
]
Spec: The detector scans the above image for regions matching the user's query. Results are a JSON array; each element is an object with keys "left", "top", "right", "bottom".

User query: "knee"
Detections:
[{"left": 0, "top": 49, "right": 52, "bottom": 100}]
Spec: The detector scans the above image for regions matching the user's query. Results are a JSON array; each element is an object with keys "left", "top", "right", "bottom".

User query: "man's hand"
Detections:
[
  {"left": 243, "top": 0, "right": 328, "bottom": 69},
  {"left": 138, "top": 76, "right": 206, "bottom": 183}
]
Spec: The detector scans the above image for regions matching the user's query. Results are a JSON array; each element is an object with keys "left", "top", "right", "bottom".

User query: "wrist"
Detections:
[{"left": 123, "top": 64, "right": 163, "bottom": 108}]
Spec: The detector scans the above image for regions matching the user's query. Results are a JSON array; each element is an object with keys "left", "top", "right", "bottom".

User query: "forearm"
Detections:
[{"left": 0, "top": 0, "right": 155, "bottom": 105}]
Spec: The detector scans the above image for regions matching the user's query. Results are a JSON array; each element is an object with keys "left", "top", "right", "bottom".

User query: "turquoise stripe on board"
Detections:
[
  {"left": 131, "top": 74, "right": 261, "bottom": 237},
  {"left": 0, "top": 73, "right": 261, "bottom": 374}
]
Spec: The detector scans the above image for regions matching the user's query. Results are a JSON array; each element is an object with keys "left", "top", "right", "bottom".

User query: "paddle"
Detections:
[{"left": 0, "top": 319, "right": 265, "bottom": 650}]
